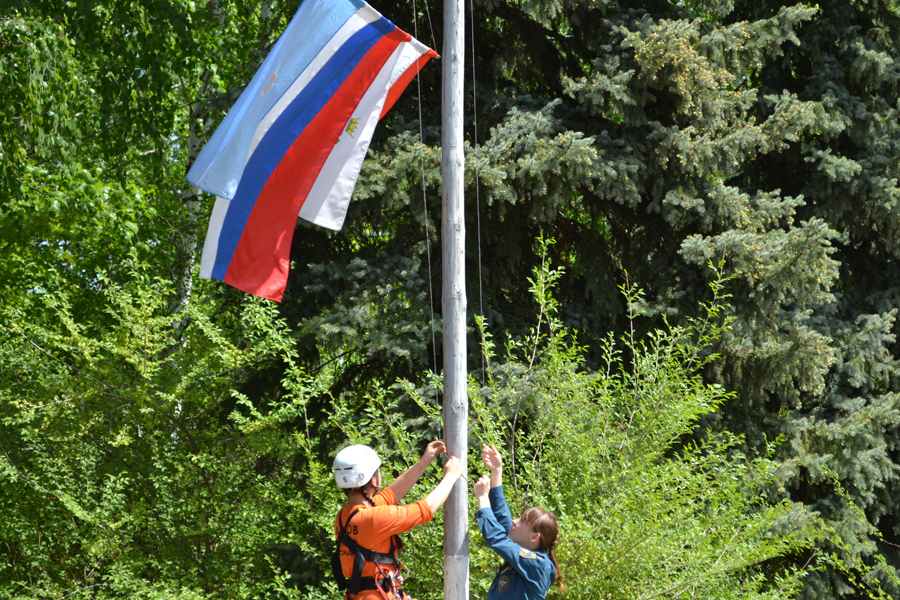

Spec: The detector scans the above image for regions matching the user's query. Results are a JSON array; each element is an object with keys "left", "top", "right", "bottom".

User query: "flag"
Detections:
[{"left": 187, "top": 0, "right": 437, "bottom": 302}]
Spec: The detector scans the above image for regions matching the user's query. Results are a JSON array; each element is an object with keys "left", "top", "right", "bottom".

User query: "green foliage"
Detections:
[
  {"left": 0, "top": 267, "right": 325, "bottom": 598},
  {"left": 5, "top": 0, "right": 900, "bottom": 597},
  {"left": 0, "top": 232, "right": 837, "bottom": 599}
]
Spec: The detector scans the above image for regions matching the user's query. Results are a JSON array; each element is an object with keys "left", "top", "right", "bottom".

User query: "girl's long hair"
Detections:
[{"left": 521, "top": 507, "right": 565, "bottom": 593}]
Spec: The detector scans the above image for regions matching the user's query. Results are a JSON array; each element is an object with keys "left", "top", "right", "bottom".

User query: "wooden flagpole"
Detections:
[{"left": 441, "top": 0, "right": 468, "bottom": 598}]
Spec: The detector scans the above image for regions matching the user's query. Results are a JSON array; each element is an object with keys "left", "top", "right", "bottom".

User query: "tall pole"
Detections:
[{"left": 441, "top": 0, "right": 468, "bottom": 598}]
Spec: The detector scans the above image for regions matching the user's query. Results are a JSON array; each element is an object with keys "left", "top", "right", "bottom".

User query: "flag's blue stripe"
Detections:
[
  {"left": 187, "top": 0, "right": 368, "bottom": 200},
  {"left": 212, "top": 16, "right": 397, "bottom": 280}
]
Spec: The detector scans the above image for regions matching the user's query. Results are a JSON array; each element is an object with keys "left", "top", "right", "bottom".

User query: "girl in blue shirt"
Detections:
[{"left": 474, "top": 444, "right": 565, "bottom": 599}]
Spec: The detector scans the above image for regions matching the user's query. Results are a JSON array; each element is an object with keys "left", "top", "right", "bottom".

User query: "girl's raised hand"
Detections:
[
  {"left": 481, "top": 444, "right": 502, "bottom": 471},
  {"left": 473, "top": 474, "right": 491, "bottom": 499}
]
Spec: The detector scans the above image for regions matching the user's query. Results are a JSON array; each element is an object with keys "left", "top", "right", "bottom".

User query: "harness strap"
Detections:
[
  {"left": 351, "top": 576, "right": 389, "bottom": 591},
  {"left": 333, "top": 507, "right": 400, "bottom": 595}
]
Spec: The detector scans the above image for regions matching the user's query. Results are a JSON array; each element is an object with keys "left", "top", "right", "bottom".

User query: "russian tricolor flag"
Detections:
[{"left": 187, "top": 0, "right": 437, "bottom": 301}]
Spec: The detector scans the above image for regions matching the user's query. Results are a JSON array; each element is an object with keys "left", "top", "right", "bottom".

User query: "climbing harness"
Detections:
[
  {"left": 332, "top": 507, "right": 414, "bottom": 600},
  {"left": 371, "top": 561, "right": 413, "bottom": 600}
]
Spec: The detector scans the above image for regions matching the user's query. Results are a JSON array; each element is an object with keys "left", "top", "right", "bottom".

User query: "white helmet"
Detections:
[{"left": 333, "top": 445, "right": 382, "bottom": 489}]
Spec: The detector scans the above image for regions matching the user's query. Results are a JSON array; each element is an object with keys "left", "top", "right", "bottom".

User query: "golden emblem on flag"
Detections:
[
  {"left": 345, "top": 118, "right": 360, "bottom": 138},
  {"left": 263, "top": 73, "right": 276, "bottom": 94}
]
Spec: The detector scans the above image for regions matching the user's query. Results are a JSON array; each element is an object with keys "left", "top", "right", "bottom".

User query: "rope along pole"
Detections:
[
  {"left": 412, "top": 0, "right": 440, "bottom": 412},
  {"left": 442, "top": 0, "right": 468, "bottom": 598},
  {"left": 469, "top": 0, "right": 485, "bottom": 386}
]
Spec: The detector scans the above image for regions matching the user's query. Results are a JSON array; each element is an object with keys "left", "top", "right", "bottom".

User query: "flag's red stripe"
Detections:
[
  {"left": 380, "top": 49, "right": 438, "bottom": 120},
  {"left": 223, "top": 30, "right": 407, "bottom": 301}
]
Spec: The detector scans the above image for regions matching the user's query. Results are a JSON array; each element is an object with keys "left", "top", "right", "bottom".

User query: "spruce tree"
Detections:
[{"left": 291, "top": 0, "right": 900, "bottom": 594}]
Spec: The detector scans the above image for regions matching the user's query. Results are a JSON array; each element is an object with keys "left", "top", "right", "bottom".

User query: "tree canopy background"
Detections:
[{"left": 2, "top": 0, "right": 900, "bottom": 598}]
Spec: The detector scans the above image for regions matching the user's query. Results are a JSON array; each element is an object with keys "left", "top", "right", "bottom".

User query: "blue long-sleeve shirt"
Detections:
[{"left": 475, "top": 486, "right": 555, "bottom": 600}]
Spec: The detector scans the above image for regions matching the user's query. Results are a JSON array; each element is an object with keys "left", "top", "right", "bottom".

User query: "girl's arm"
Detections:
[
  {"left": 474, "top": 474, "right": 492, "bottom": 511},
  {"left": 480, "top": 444, "right": 513, "bottom": 530},
  {"left": 474, "top": 473, "right": 513, "bottom": 535},
  {"left": 482, "top": 444, "right": 503, "bottom": 488},
  {"left": 388, "top": 440, "right": 446, "bottom": 501}
]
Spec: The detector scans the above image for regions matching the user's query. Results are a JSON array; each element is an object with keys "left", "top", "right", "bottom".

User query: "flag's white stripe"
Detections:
[
  {"left": 299, "top": 42, "right": 426, "bottom": 230},
  {"left": 245, "top": 7, "right": 382, "bottom": 163},
  {"left": 402, "top": 38, "right": 431, "bottom": 63},
  {"left": 200, "top": 197, "right": 232, "bottom": 279},
  {"left": 187, "top": 0, "right": 367, "bottom": 200}
]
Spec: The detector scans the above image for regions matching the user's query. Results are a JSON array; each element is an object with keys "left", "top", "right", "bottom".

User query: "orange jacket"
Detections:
[{"left": 334, "top": 488, "right": 433, "bottom": 600}]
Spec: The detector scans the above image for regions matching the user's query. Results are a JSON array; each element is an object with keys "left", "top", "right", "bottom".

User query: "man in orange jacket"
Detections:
[{"left": 332, "top": 442, "right": 464, "bottom": 600}]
